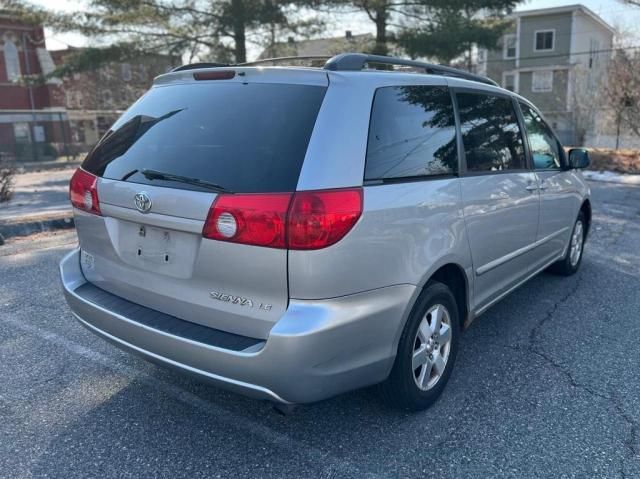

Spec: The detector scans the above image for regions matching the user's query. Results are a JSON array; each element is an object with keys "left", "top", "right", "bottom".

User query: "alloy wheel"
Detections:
[
  {"left": 412, "top": 304, "right": 452, "bottom": 391},
  {"left": 570, "top": 220, "right": 584, "bottom": 267}
]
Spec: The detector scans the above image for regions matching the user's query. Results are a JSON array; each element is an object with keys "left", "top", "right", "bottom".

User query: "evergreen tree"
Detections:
[
  {"left": 397, "top": 0, "right": 517, "bottom": 66},
  {"left": 4, "top": 0, "right": 317, "bottom": 69}
]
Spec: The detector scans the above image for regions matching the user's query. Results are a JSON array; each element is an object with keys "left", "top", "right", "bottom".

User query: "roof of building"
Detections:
[
  {"left": 513, "top": 4, "right": 616, "bottom": 35},
  {"left": 258, "top": 32, "right": 374, "bottom": 59}
]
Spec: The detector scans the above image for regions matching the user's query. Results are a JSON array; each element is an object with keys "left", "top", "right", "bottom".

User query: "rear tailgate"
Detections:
[{"left": 75, "top": 69, "right": 328, "bottom": 340}]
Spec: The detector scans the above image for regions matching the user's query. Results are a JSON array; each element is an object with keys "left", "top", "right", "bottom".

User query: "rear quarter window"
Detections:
[
  {"left": 82, "top": 82, "right": 327, "bottom": 193},
  {"left": 365, "top": 85, "right": 458, "bottom": 181}
]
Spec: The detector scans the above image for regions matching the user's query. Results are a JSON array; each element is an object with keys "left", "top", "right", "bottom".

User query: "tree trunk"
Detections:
[
  {"left": 269, "top": 21, "right": 276, "bottom": 58},
  {"left": 373, "top": 6, "right": 388, "bottom": 56},
  {"left": 615, "top": 111, "right": 622, "bottom": 150},
  {"left": 231, "top": 0, "right": 247, "bottom": 63}
]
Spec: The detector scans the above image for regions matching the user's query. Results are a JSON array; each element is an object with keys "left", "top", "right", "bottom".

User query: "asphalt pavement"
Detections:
[
  {"left": 0, "top": 168, "right": 74, "bottom": 222},
  {"left": 1, "top": 181, "right": 639, "bottom": 478}
]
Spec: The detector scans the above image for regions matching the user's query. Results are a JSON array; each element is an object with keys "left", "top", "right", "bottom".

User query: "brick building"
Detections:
[
  {"left": 0, "top": 13, "right": 70, "bottom": 161},
  {"left": 51, "top": 48, "right": 177, "bottom": 151}
]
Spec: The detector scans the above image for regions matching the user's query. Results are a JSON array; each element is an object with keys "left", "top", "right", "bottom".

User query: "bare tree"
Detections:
[
  {"left": 570, "top": 65, "right": 606, "bottom": 146},
  {"left": 604, "top": 50, "right": 640, "bottom": 148}
]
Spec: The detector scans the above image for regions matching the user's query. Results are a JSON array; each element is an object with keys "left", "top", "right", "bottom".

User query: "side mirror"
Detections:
[{"left": 568, "top": 148, "right": 590, "bottom": 169}]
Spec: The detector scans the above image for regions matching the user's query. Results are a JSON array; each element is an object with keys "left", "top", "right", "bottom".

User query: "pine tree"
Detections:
[{"left": 397, "top": 0, "right": 518, "bottom": 66}]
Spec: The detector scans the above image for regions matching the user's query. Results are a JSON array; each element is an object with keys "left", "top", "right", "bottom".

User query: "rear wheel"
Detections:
[
  {"left": 380, "top": 281, "right": 459, "bottom": 411},
  {"left": 549, "top": 211, "right": 586, "bottom": 276}
]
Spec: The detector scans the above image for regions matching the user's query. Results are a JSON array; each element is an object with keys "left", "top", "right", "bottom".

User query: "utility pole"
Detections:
[{"left": 22, "top": 32, "right": 38, "bottom": 162}]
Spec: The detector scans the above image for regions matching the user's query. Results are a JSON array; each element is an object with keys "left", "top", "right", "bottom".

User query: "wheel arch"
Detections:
[
  {"left": 393, "top": 261, "right": 472, "bottom": 353},
  {"left": 429, "top": 263, "right": 469, "bottom": 330}
]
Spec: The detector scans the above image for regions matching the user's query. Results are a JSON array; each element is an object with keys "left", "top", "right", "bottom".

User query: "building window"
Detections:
[
  {"left": 13, "top": 123, "right": 30, "bottom": 142},
  {"left": 589, "top": 38, "right": 599, "bottom": 68},
  {"left": 534, "top": 30, "right": 554, "bottom": 51},
  {"left": 532, "top": 70, "right": 553, "bottom": 92},
  {"left": 3, "top": 40, "right": 21, "bottom": 82},
  {"left": 121, "top": 63, "right": 132, "bottom": 81},
  {"left": 503, "top": 34, "right": 517, "bottom": 59},
  {"left": 503, "top": 73, "right": 517, "bottom": 92}
]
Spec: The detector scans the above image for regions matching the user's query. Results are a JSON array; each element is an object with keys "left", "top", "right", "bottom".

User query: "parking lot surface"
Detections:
[
  {"left": 0, "top": 168, "right": 73, "bottom": 222},
  {"left": 1, "top": 181, "right": 639, "bottom": 478}
]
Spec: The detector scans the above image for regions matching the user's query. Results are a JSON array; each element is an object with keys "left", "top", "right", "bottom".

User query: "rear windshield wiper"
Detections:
[{"left": 140, "top": 169, "right": 232, "bottom": 193}]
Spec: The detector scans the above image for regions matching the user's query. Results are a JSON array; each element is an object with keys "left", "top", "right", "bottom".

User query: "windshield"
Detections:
[{"left": 81, "top": 82, "right": 327, "bottom": 193}]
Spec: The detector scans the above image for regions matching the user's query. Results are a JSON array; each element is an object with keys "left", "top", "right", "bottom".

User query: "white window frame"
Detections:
[
  {"left": 503, "top": 34, "right": 517, "bottom": 60},
  {"left": 13, "top": 123, "right": 30, "bottom": 142},
  {"left": 533, "top": 29, "right": 555, "bottom": 52},
  {"left": 502, "top": 71, "right": 518, "bottom": 93},
  {"left": 3, "top": 40, "right": 21, "bottom": 82},
  {"left": 531, "top": 70, "right": 553, "bottom": 92}
]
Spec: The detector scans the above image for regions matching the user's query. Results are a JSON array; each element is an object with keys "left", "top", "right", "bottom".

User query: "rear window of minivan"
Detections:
[{"left": 81, "top": 82, "right": 327, "bottom": 193}]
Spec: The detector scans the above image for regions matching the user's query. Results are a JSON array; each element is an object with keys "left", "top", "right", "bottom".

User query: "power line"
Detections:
[{"left": 483, "top": 44, "right": 640, "bottom": 63}]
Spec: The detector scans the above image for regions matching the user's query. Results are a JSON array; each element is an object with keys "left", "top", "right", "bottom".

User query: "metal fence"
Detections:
[{"left": 0, "top": 111, "right": 119, "bottom": 164}]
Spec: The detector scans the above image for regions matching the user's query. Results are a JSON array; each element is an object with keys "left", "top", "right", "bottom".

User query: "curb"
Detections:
[
  {"left": 0, "top": 214, "right": 75, "bottom": 245},
  {"left": 583, "top": 171, "right": 640, "bottom": 186},
  {"left": 14, "top": 160, "right": 82, "bottom": 174}
]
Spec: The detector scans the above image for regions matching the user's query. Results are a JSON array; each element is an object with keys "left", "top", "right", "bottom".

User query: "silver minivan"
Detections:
[{"left": 60, "top": 53, "right": 591, "bottom": 411}]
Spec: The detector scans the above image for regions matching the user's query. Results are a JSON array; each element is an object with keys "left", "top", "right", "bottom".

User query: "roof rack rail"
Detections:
[
  {"left": 171, "top": 62, "right": 230, "bottom": 72},
  {"left": 323, "top": 53, "right": 499, "bottom": 87},
  {"left": 238, "top": 55, "right": 331, "bottom": 67}
]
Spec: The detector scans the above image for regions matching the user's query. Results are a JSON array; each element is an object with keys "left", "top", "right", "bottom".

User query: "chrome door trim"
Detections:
[
  {"left": 475, "top": 226, "right": 569, "bottom": 276},
  {"left": 474, "top": 250, "right": 566, "bottom": 316}
]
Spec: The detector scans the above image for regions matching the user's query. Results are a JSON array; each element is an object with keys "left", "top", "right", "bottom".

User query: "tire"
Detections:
[
  {"left": 549, "top": 211, "right": 586, "bottom": 276},
  {"left": 380, "top": 281, "right": 460, "bottom": 411}
]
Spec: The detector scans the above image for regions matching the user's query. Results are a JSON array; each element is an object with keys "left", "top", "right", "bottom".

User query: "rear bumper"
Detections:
[{"left": 60, "top": 248, "right": 415, "bottom": 403}]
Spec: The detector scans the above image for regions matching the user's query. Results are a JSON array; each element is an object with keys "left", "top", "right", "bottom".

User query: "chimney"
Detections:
[
  {"left": 345, "top": 30, "right": 353, "bottom": 39},
  {"left": 287, "top": 36, "right": 295, "bottom": 44}
]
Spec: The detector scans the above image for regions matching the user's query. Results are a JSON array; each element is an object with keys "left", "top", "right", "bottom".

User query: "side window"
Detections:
[
  {"left": 535, "top": 30, "right": 554, "bottom": 51},
  {"left": 365, "top": 85, "right": 457, "bottom": 181},
  {"left": 456, "top": 92, "right": 526, "bottom": 172},
  {"left": 519, "top": 103, "right": 562, "bottom": 170}
]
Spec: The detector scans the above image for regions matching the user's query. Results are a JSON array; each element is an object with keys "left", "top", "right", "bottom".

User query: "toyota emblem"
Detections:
[{"left": 134, "top": 192, "right": 152, "bottom": 214}]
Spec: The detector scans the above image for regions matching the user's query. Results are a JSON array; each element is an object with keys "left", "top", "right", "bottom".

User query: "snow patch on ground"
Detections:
[{"left": 583, "top": 170, "right": 640, "bottom": 185}]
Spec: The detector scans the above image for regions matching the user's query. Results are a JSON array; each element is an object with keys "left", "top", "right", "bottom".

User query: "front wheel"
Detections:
[
  {"left": 380, "top": 281, "right": 460, "bottom": 411},
  {"left": 549, "top": 211, "right": 586, "bottom": 276}
]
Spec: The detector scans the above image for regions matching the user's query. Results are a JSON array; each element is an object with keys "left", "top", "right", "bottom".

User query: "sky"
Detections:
[{"left": 34, "top": 0, "right": 640, "bottom": 58}]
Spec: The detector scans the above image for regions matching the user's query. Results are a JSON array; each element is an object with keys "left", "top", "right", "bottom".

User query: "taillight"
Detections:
[
  {"left": 288, "top": 189, "right": 362, "bottom": 250},
  {"left": 202, "top": 188, "right": 362, "bottom": 250},
  {"left": 203, "top": 193, "right": 292, "bottom": 248},
  {"left": 69, "top": 168, "right": 101, "bottom": 215}
]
